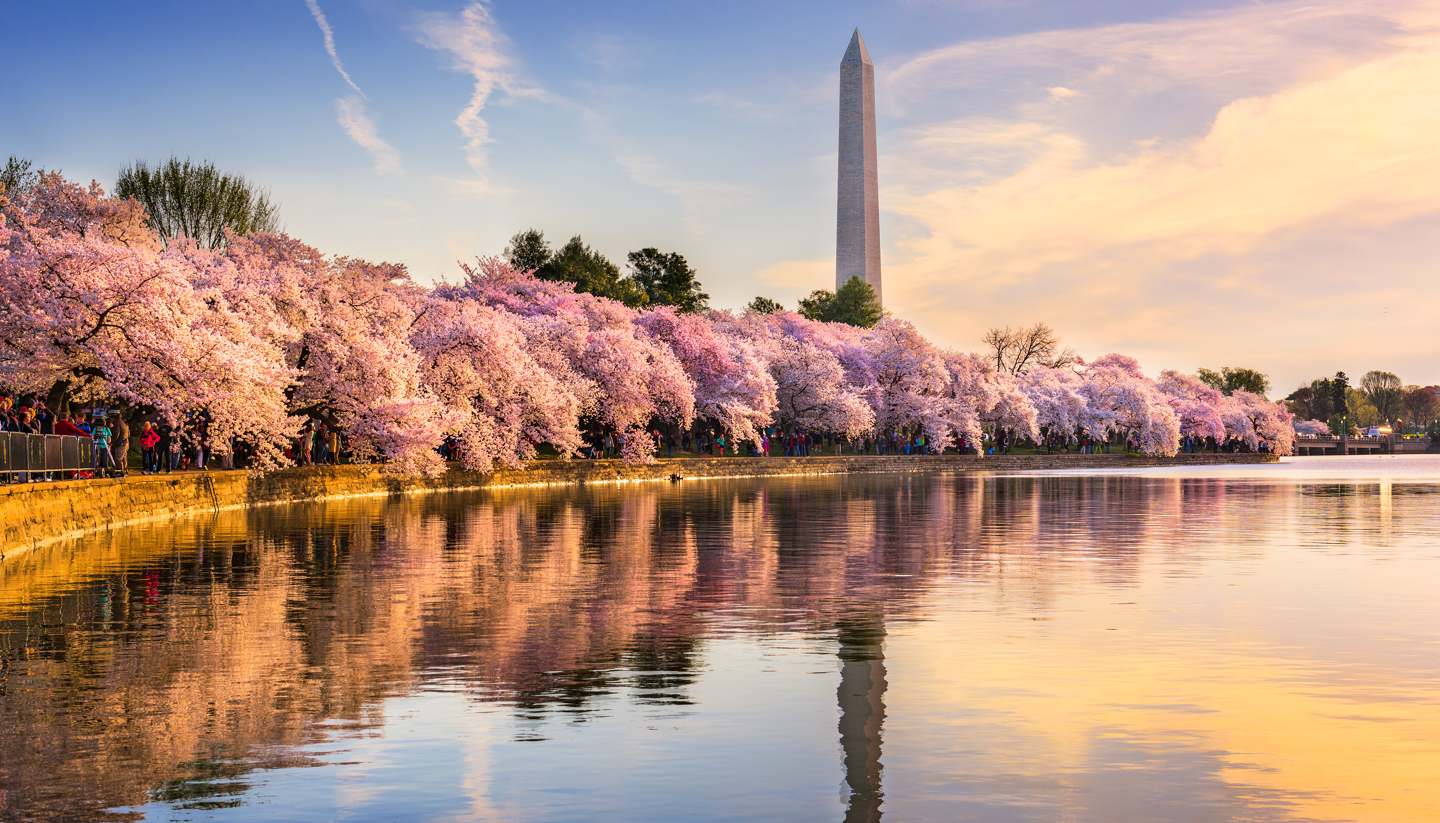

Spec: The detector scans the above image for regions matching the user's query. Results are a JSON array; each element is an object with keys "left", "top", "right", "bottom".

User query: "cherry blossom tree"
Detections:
[
  {"left": 223, "top": 233, "right": 452, "bottom": 473},
  {"left": 637, "top": 307, "right": 776, "bottom": 447},
  {"left": 945, "top": 351, "right": 1040, "bottom": 452},
  {"left": 1224, "top": 390, "right": 1296, "bottom": 455},
  {"left": 454, "top": 258, "right": 695, "bottom": 460},
  {"left": 1077, "top": 355, "right": 1181, "bottom": 456},
  {"left": 862, "top": 319, "right": 951, "bottom": 446},
  {"left": 413, "top": 293, "right": 581, "bottom": 472},
  {"left": 1021, "top": 366, "right": 1089, "bottom": 447},
  {"left": 768, "top": 336, "right": 874, "bottom": 438},
  {"left": 1157, "top": 370, "right": 1227, "bottom": 445},
  {"left": 0, "top": 173, "right": 298, "bottom": 466}
]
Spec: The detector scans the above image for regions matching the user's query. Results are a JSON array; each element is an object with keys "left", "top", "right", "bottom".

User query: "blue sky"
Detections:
[{"left": 5, "top": 0, "right": 1438, "bottom": 392}]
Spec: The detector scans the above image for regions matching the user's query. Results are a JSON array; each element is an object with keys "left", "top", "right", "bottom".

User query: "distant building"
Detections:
[{"left": 836, "top": 29, "right": 882, "bottom": 305}]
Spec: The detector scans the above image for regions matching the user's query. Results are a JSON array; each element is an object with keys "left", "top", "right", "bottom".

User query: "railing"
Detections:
[
  {"left": 0, "top": 432, "right": 96, "bottom": 481},
  {"left": 1291, "top": 433, "right": 1433, "bottom": 454}
]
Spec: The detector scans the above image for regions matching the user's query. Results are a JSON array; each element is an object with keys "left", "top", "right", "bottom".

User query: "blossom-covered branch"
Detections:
[{"left": 0, "top": 172, "right": 1297, "bottom": 473}]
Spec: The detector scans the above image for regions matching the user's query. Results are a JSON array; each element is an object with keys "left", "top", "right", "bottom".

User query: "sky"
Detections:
[{"left": 3, "top": 0, "right": 1437, "bottom": 394}]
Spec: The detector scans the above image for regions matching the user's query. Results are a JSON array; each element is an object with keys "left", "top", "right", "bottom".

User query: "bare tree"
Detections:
[{"left": 984, "top": 323, "right": 1076, "bottom": 375}]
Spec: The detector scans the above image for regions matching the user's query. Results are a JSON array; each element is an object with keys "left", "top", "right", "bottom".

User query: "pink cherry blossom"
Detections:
[
  {"left": 1076, "top": 355, "right": 1181, "bottom": 456},
  {"left": 637, "top": 307, "right": 776, "bottom": 447},
  {"left": 1157, "top": 370, "right": 1227, "bottom": 444},
  {"left": 0, "top": 173, "right": 298, "bottom": 466},
  {"left": 0, "top": 169, "right": 1297, "bottom": 472},
  {"left": 455, "top": 258, "right": 695, "bottom": 460},
  {"left": 1021, "top": 366, "right": 1088, "bottom": 446}
]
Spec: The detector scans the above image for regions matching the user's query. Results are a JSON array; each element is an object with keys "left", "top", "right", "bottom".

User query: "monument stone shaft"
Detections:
[{"left": 836, "top": 28, "right": 882, "bottom": 305}]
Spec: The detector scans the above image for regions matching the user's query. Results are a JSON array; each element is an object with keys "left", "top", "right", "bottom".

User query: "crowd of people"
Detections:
[
  {"left": 1, "top": 394, "right": 365, "bottom": 482},
  {"left": 2, "top": 395, "right": 116, "bottom": 478}
]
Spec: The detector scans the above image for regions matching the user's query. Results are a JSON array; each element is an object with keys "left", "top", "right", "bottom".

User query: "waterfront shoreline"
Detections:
[{"left": 0, "top": 453, "right": 1276, "bottom": 564}]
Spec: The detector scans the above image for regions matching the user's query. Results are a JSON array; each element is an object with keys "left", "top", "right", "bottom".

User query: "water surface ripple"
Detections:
[{"left": 2, "top": 456, "right": 1439, "bottom": 821}]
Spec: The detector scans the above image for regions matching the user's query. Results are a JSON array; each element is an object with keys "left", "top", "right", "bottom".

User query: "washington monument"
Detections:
[{"left": 837, "top": 28, "right": 882, "bottom": 306}]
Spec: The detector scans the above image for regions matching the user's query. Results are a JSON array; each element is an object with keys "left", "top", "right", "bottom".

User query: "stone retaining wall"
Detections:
[{"left": 0, "top": 453, "right": 1276, "bottom": 562}]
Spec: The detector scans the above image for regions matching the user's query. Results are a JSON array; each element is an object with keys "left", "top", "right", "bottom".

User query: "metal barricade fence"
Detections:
[{"left": 0, "top": 432, "right": 97, "bottom": 481}]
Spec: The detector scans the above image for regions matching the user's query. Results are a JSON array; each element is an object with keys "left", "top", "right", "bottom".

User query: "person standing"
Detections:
[
  {"left": 139, "top": 420, "right": 160, "bottom": 474},
  {"left": 192, "top": 412, "right": 209, "bottom": 470},
  {"left": 157, "top": 421, "right": 173, "bottom": 472},
  {"left": 111, "top": 415, "right": 130, "bottom": 475},
  {"left": 314, "top": 423, "right": 330, "bottom": 464},
  {"left": 53, "top": 413, "right": 85, "bottom": 437},
  {"left": 91, "top": 416, "right": 114, "bottom": 475},
  {"left": 35, "top": 401, "right": 54, "bottom": 434},
  {"left": 13, "top": 407, "right": 37, "bottom": 434}
]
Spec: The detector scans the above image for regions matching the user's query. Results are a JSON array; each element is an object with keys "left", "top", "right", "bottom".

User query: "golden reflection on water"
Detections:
[{"left": 1, "top": 468, "right": 1438, "bottom": 821}]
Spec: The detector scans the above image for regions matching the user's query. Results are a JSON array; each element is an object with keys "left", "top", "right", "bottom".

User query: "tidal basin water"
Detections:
[{"left": 3, "top": 457, "right": 1440, "bottom": 822}]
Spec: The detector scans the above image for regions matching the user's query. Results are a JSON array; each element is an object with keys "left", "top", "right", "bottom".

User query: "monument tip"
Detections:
[{"left": 843, "top": 28, "right": 872, "bottom": 65}]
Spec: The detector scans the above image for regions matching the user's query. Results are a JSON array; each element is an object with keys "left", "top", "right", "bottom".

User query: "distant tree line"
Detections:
[{"left": 1286, "top": 370, "right": 1439, "bottom": 435}]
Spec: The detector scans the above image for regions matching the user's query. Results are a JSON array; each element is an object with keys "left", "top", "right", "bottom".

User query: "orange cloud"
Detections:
[{"left": 876, "top": 1, "right": 1440, "bottom": 388}]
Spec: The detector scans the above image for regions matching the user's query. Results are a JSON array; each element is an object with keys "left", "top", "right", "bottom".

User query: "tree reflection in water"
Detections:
[{"left": 0, "top": 471, "right": 1435, "bottom": 821}]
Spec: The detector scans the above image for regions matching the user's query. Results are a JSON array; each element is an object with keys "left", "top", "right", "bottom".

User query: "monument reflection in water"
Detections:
[{"left": 2, "top": 463, "right": 1440, "bottom": 821}]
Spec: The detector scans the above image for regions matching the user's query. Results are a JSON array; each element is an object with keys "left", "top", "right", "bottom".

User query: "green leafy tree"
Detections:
[
  {"left": 1286, "top": 381, "right": 1325, "bottom": 421},
  {"left": 543, "top": 235, "right": 647, "bottom": 308},
  {"left": 1360, "top": 370, "right": 1403, "bottom": 422},
  {"left": 116, "top": 157, "right": 279, "bottom": 248},
  {"left": 1346, "top": 388, "right": 1382, "bottom": 428},
  {"left": 797, "top": 276, "right": 883, "bottom": 328},
  {"left": 1403, "top": 386, "right": 1440, "bottom": 429},
  {"left": 626, "top": 247, "right": 709, "bottom": 312},
  {"left": 1, "top": 156, "right": 36, "bottom": 196},
  {"left": 504, "top": 228, "right": 553, "bottom": 274},
  {"left": 797, "top": 290, "right": 834, "bottom": 321},
  {"left": 1197, "top": 366, "right": 1270, "bottom": 397},
  {"left": 747, "top": 296, "right": 784, "bottom": 314}
]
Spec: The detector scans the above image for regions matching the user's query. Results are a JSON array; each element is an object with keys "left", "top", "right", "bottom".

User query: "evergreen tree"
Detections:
[
  {"left": 627, "top": 247, "right": 709, "bottom": 312},
  {"left": 1331, "top": 371, "right": 1350, "bottom": 416},
  {"left": 545, "top": 236, "right": 647, "bottom": 308},
  {"left": 797, "top": 276, "right": 883, "bottom": 327},
  {"left": 747, "top": 296, "right": 784, "bottom": 314},
  {"left": 1, "top": 156, "right": 36, "bottom": 196},
  {"left": 504, "top": 228, "right": 552, "bottom": 274}
]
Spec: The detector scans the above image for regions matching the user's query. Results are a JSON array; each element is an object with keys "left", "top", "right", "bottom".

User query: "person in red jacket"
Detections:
[
  {"left": 49, "top": 414, "right": 89, "bottom": 479},
  {"left": 139, "top": 420, "right": 161, "bottom": 474},
  {"left": 53, "top": 414, "right": 87, "bottom": 437}
]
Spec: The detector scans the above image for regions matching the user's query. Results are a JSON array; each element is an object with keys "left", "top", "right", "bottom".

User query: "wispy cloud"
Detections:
[
  {"left": 886, "top": 1, "right": 1406, "bottom": 108},
  {"left": 416, "top": 2, "right": 541, "bottom": 189},
  {"left": 336, "top": 96, "right": 400, "bottom": 174},
  {"left": 305, "top": 0, "right": 364, "bottom": 98},
  {"left": 305, "top": 0, "right": 400, "bottom": 174}
]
